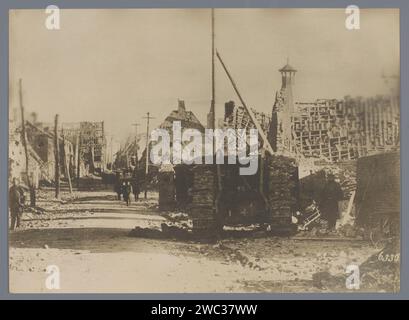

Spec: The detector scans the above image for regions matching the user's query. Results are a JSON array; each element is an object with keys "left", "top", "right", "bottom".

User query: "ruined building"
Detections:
[
  {"left": 115, "top": 99, "right": 204, "bottom": 170},
  {"left": 9, "top": 120, "right": 43, "bottom": 187},
  {"left": 224, "top": 100, "right": 271, "bottom": 136},
  {"left": 270, "top": 62, "right": 400, "bottom": 162},
  {"left": 24, "top": 121, "right": 75, "bottom": 181},
  {"left": 225, "top": 61, "right": 400, "bottom": 164},
  {"left": 78, "top": 121, "right": 107, "bottom": 174},
  {"left": 160, "top": 99, "right": 205, "bottom": 137},
  {"left": 8, "top": 116, "right": 75, "bottom": 186},
  {"left": 39, "top": 121, "right": 107, "bottom": 177},
  {"left": 221, "top": 61, "right": 400, "bottom": 226}
]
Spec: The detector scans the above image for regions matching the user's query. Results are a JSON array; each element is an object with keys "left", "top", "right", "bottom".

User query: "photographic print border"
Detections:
[{"left": 1, "top": 0, "right": 407, "bottom": 300}]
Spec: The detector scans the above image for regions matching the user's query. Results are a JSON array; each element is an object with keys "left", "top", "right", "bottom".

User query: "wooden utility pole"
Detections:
[
  {"left": 210, "top": 9, "right": 223, "bottom": 224},
  {"left": 90, "top": 144, "right": 95, "bottom": 173},
  {"left": 132, "top": 123, "right": 140, "bottom": 169},
  {"left": 143, "top": 112, "right": 155, "bottom": 199},
  {"left": 76, "top": 132, "right": 81, "bottom": 188},
  {"left": 211, "top": 8, "right": 216, "bottom": 130},
  {"left": 54, "top": 114, "right": 60, "bottom": 199},
  {"left": 110, "top": 136, "right": 114, "bottom": 168},
  {"left": 62, "top": 128, "right": 73, "bottom": 193},
  {"left": 19, "top": 79, "right": 35, "bottom": 206}
]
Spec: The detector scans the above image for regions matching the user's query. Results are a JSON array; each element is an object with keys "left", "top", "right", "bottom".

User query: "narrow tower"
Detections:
[
  {"left": 270, "top": 59, "right": 297, "bottom": 153},
  {"left": 279, "top": 59, "right": 297, "bottom": 113}
]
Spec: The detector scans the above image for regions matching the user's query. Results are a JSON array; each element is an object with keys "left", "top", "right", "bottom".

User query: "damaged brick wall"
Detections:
[
  {"left": 266, "top": 154, "right": 299, "bottom": 229},
  {"left": 188, "top": 164, "right": 218, "bottom": 236},
  {"left": 355, "top": 151, "right": 400, "bottom": 230}
]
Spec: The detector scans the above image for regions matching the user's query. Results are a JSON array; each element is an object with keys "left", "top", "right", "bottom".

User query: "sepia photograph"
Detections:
[{"left": 8, "top": 8, "right": 400, "bottom": 293}]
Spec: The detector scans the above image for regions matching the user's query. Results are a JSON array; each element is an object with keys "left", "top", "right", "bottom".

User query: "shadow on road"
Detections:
[
  {"left": 70, "top": 195, "right": 118, "bottom": 203},
  {"left": 22, "top": 214, "right": 163, "bottom": 222},
  {"left": 8, "top": 227, "right": 192, "bottom": 255},
  {"left": 29, "top": 205, "right": 159, "bottom": 215},
  {"left": 10, "top": 228, "right": 137, "bottom": 252}
]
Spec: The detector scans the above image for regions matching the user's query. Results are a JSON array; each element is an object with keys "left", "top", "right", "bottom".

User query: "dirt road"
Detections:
[{"left": 9, "top": 188, "right": 382, "bottom": 293}]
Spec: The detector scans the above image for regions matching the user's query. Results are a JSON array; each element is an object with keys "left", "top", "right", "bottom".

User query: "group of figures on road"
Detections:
[
  {"left": 114, "top": 169, "right": 141, "bottom": 206},
  {"left": 8, "top": 169, "right": 343, "bottom": 231}
]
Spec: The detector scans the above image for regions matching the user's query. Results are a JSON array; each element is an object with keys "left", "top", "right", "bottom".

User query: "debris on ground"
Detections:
[
  {"left": 129, "top": 221, "right": 192, "bottom": 240},
  {"left": 24, "top": 206, "right": 45, "bottom": 215},
  {"left": 162, "top": 212, "right": 190, "bottom": 223},
  {"left": 359, "top": 240, "right": 400, "bottom": 292},
  {"left": 310, "top": 239, "right": 400, "bottom": 292},
  {"left": 310, "top": 272, "right": 341, "bottom": 291},
  {"left": 128, "top": 226, "right": 164, "bottom": 239},
  {"left": 10, "top": 188, "right": 397, "bottom": 293},
  {"left": 336, "top": 223, "right": 365, "bottom": 239}
]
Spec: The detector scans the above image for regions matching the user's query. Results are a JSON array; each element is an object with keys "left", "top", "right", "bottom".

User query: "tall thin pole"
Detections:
[
  {"left": 211, "top": 8, "right": 215, "bottom": 130},
  {"left": 211, "top": 9, "right": 223, "bottom": 228},
  {"left": 54, "top": 114, "right": 60, "bottom": 199},
  {"left": 62, "top": 128, "right": 73, "bottom": 193},
  {"left": 110, "top": 136, "right": 113, "bottom": 167},
  {"left": 145, "top": 114, "right": 150, "bottom": 175},
  {"left": 19, "top": 79, "right": 35, "bottom": 206},
  {"left": 77, "top": 131, "right": 81, "bottom": 188},
  {"left": 132, "top": 123, "right": 140, "bottom": 169},
  {"left": 143, "top": 112, "right": 155, "bottom": 199}
]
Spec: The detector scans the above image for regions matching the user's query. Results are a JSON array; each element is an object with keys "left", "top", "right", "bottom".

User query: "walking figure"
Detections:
[
  {"left": 9, "top": 178, "right": 25, "bottom": 230},
  {"left": 320, "top": 173, "right": 344, "bottom": 230},
  {"left": 131, "top": 177, "right": 140, "bottom": 201},
  {"left": 122, "top": 181, "right": 132, "bottom": 206}
]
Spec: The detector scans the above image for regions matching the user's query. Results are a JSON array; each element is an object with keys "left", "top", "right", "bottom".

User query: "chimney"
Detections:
[
  {"left": 278, "top": 60, "right": 297, "bottom": 113},
  {"left": 224, "top": 101, "right": 235, "bottom": 121},
  {"left": 178, "top": 100, "right": 186, "bottom": 115}
]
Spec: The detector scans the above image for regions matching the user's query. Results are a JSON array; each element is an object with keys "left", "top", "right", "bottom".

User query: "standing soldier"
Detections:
[
  {"left": 9, "top": 178, "right": 25, "bottom": 230},
  {"left": 320, "top": 173, "right": 344, "bottom": 230},
  {"left": 131, "top": 169, "right": 140, "bottom": 201},
  {"left": 122, "top": 181, "right": 132, "bottom": 206}
]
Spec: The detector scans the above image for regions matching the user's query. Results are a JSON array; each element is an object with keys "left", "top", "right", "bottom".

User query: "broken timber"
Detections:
[{"left": 216, "top": 50, "right": 275, "bottom": 155}]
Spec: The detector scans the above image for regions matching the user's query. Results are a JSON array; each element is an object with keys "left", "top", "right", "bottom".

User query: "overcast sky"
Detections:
[{"left": 10, "top": 8, "right": 399, "bottom": 143}]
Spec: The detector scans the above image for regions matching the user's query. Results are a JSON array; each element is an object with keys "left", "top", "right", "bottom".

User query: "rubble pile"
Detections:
[
  {"left": 161, "top": 212, "right": 193, "bottom": 233},
  {"left": 129, "top": 220, "right": 193, "bottom": 240},
  {"left": 356, "top": 240, "right": 400, "bottom": 292},
  {"left": 312, "top": 271, "right": 344, "bottom": 290},
  {"left": 336, "top": 165, "right": 356, "bottom": 198},
  {"left": 163, "top": 212, "right": 190, "bottom": 222},
  {"left": 315, "top": 241, "right": 400, "bottom": 292},
  {"left": 212, "top": 242, "right": 265, "bottom": 271},
  {"left": 266, "top": 155, "right": 298, "bottom": 229},
  {"left": 311, "top": 162, "right": 357, "bottom": 198},
  {"left": 308, "top": 162, "right": 357, "bottom": 198},
  {"left": 128, "top": 226, "right": 164, "bottom": 239},
  {"left": 24, "top": 206, "right": 45, "bottom": 215},
  {"left": 335, "top": 223, "right": 364, "bottom": 239}
]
